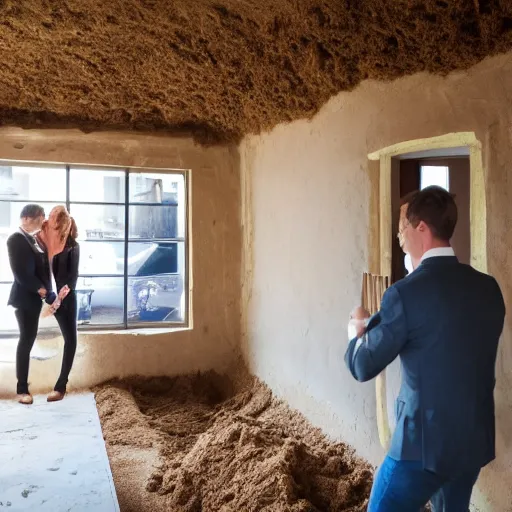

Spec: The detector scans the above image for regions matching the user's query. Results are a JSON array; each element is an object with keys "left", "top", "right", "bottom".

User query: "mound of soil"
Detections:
[{"left": 95, "top": 371, "right": 373, "bottom": 511}]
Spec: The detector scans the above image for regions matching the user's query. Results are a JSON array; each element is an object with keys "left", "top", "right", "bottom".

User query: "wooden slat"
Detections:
[{"left": 360, "top": 272, "right": 392, "bottom": 449}]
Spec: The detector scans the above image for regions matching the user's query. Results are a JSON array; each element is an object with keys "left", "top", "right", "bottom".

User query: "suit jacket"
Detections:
[
  {"left": 7, "top": 230, "right": 51, "bottom": 310},
  {"left": 345, "top": 256, "right": 505, "bottom": 477},
  {"left": 52, "top": 244, "right": 80, "bottom": 292}
]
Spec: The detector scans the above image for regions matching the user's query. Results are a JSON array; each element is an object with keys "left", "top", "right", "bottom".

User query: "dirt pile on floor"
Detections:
[
  {"left": 1, "top": 1, "right": 512, "bottom": 143},
  {"left": 95, "top": 372, "right": 373, "bottom": 511}
]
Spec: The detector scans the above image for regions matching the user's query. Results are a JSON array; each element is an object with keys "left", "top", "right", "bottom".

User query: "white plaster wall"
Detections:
[
  {"left": 0, "top": 129, "right": 241, "bottom": 395},
  {"left": 240, "top": 111, "right": 380, "bottom": 460},
  {"left": 241, "top": 53, "right": 512, "bottom": 511}
]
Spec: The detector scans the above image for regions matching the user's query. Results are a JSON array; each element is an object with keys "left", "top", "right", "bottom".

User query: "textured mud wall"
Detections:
[
  {"left": 1, "top": 1, "right": 512, "bottom": 143},
  {"left": 241, "top": 52, "right": 512, "bottom": 511},
  {"left": 0, "top": 128, "right": 241, "bottom": 395}
]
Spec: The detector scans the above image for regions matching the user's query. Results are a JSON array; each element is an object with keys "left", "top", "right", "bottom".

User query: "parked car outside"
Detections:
[{"left": 77, "top": 241, "right": 184, "bottom": 324}]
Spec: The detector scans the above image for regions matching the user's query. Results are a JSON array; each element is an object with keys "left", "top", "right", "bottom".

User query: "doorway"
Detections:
[
  {"left": 367, "top": 132, "right": 487, "bottom": 451},
  {"left": 391, "top": 148, "right": 471, "bottom": 283}
]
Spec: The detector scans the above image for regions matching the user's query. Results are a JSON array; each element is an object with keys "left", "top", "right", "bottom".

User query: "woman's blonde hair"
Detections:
[
  {"left": 68, "top": 216, "right": 78, "bottom": 246},
  {"left": 51, "top": 206, "right": 72, "bottom": 243},
  {"left": 45, "top": 205, "right": 79, "bottom": 249}
]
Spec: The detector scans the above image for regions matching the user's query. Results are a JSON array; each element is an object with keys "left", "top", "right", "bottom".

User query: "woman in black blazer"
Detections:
[{"left": 37, "top": 207, "right": 80, "bottom": 402}]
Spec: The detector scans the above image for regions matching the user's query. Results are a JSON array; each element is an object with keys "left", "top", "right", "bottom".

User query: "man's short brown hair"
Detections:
[
  {"left": 400, "top": 190, "right": 419, "bottom": 207},
  {"left": 405, "top": 186, "right": 457, "bottom": 241},
  {"left": 20, "top": 204, "right": 44, "bottom": 219}
]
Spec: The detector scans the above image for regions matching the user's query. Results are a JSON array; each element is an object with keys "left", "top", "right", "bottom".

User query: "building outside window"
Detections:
[{"left": 0, "top": 162, "right": 189, "bottom": 335}]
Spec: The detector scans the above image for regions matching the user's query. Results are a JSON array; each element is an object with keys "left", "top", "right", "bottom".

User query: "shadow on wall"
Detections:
[
  {"left": 475, "top": 301, "right": 512, "bottom": 508},
  {"left": 473, "top": 122, "right": 512, "bottom": 510}
]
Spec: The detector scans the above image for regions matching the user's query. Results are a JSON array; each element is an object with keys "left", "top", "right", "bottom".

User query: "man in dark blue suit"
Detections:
[{"left": 345, "top": 186, "right": 505, "bottom": 511}]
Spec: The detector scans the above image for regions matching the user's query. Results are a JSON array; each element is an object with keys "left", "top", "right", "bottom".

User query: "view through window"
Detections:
[
  {"left": 0, "top": 163, "right": 188, "bottom": 334},
  {"left": 420, "top": 165, "right": 450, "bottom": 191}
]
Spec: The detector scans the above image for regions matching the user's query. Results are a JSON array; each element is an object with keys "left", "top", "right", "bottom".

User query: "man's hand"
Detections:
[
  {"left": 349, "top": 306, "right": 370, "bottom": 338},
  {"left": 38, "top": 287, "right": 47, "bottom": 298}
]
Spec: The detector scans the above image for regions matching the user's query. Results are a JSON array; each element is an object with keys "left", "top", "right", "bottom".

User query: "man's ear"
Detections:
[{"left": 417, "top": 220, "right": 428, "bottom": 232}]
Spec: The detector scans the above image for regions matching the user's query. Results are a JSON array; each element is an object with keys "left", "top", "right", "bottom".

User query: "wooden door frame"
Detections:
[{"left": 367, "top": 132, "right": 487, "bottom": 449}]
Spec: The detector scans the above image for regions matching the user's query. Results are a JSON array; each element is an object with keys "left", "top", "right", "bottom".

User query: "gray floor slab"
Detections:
[{"left": 0, "top": 392, "right": 119, "bottom": 512}]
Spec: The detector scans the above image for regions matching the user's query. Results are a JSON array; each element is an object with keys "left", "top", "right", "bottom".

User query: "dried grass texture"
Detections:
[
  {"left": 95, "top": 372, "right": 373, "bottom": 511},
  {"left": 1, "top": 1, "right": 512, "bottom": 143}
]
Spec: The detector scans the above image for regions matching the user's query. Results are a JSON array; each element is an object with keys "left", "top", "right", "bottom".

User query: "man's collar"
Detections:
[
  {"left": 421, "top": 247, "right": 455, "bottom": 262},
  {"left": 19, "top": 227, "right": 34, "bottom": 239},
  {"left": 19, "top": 227, "right": 44, "bottom": 253},
  {"left": 19, "top": 226, "right": 38, "bottom": 235}
]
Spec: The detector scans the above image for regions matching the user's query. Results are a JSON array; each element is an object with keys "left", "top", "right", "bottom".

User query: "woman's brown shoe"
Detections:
[
  {"left": 47, "top": 391, "right": 65, "bottom": 402},
  {"left": 17, "top": 394, "right": 33, "bottom": 405}
]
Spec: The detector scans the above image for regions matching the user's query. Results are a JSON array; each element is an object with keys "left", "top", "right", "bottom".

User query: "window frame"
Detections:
[{"left": 0, "top": 161, "right": 190, "bottom": 335}]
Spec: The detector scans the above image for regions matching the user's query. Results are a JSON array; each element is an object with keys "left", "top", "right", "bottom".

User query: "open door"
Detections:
[{"left": 391, "top": 156, "right": 470, "bottom": 284}]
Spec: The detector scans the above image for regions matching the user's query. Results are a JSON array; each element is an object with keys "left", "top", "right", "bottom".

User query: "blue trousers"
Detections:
[{"left": 368, "top": 456, "right": 480, "bottom": 512}]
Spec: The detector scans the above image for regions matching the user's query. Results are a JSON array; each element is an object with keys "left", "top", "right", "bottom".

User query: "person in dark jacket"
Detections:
[
  {"left": 345, "top": 186, "right": 505, "bottom": 511},
  {"left": 7, "top": 204, "right": 57, "bottom": 404},
  {"left": 37, "top": 206, "right": 80, "bottom": 402}
]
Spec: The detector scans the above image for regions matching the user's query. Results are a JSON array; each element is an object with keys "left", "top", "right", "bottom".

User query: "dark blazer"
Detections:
[
  {"left": 7, "top": 230, "right": 51, "bottom": 310},
  {"left": 345, "top": 256, "right": 505, "bottom": 477},
  {"left": 52, "top": 243, "right": 80, "bottom": 292}
]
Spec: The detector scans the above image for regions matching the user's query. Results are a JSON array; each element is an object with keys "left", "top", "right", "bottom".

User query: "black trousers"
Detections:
[
  {"left": 15, "top": 292, "right": 77, "bottom": 395},
  {"left": 15, "top": 304, "right": 42, "bottom": 395},
  {"left": 53, "top": 291, "right": 77, "bottom": 393}
]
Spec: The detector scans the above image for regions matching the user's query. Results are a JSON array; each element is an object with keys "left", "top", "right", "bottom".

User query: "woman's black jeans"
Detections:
[{"left": 53, "top": 291, "right": 77, "bottom": 393}]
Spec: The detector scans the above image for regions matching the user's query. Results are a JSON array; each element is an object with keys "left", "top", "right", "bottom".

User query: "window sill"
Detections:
[
  {"left": 0, "top": 324, "right": 191, "bottom": 340},
  {"left": 80, "top": 326, "right": 191, "bottom": 336},
  {"left": 0, "top": 326, "right": 192, "bottom": 363}
]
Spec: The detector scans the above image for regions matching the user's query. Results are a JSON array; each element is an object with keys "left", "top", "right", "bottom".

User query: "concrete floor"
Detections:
[{"left": 0, "top": 393, "right": 119, "bottom": 512}]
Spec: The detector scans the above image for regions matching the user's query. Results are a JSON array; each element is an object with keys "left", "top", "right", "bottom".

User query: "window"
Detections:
[
  {"left": 420, "top": 165, "right": 449, "bottom": 191},
  {"left": 0, "top": 162, "right": 188, "bottom": 334}
]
